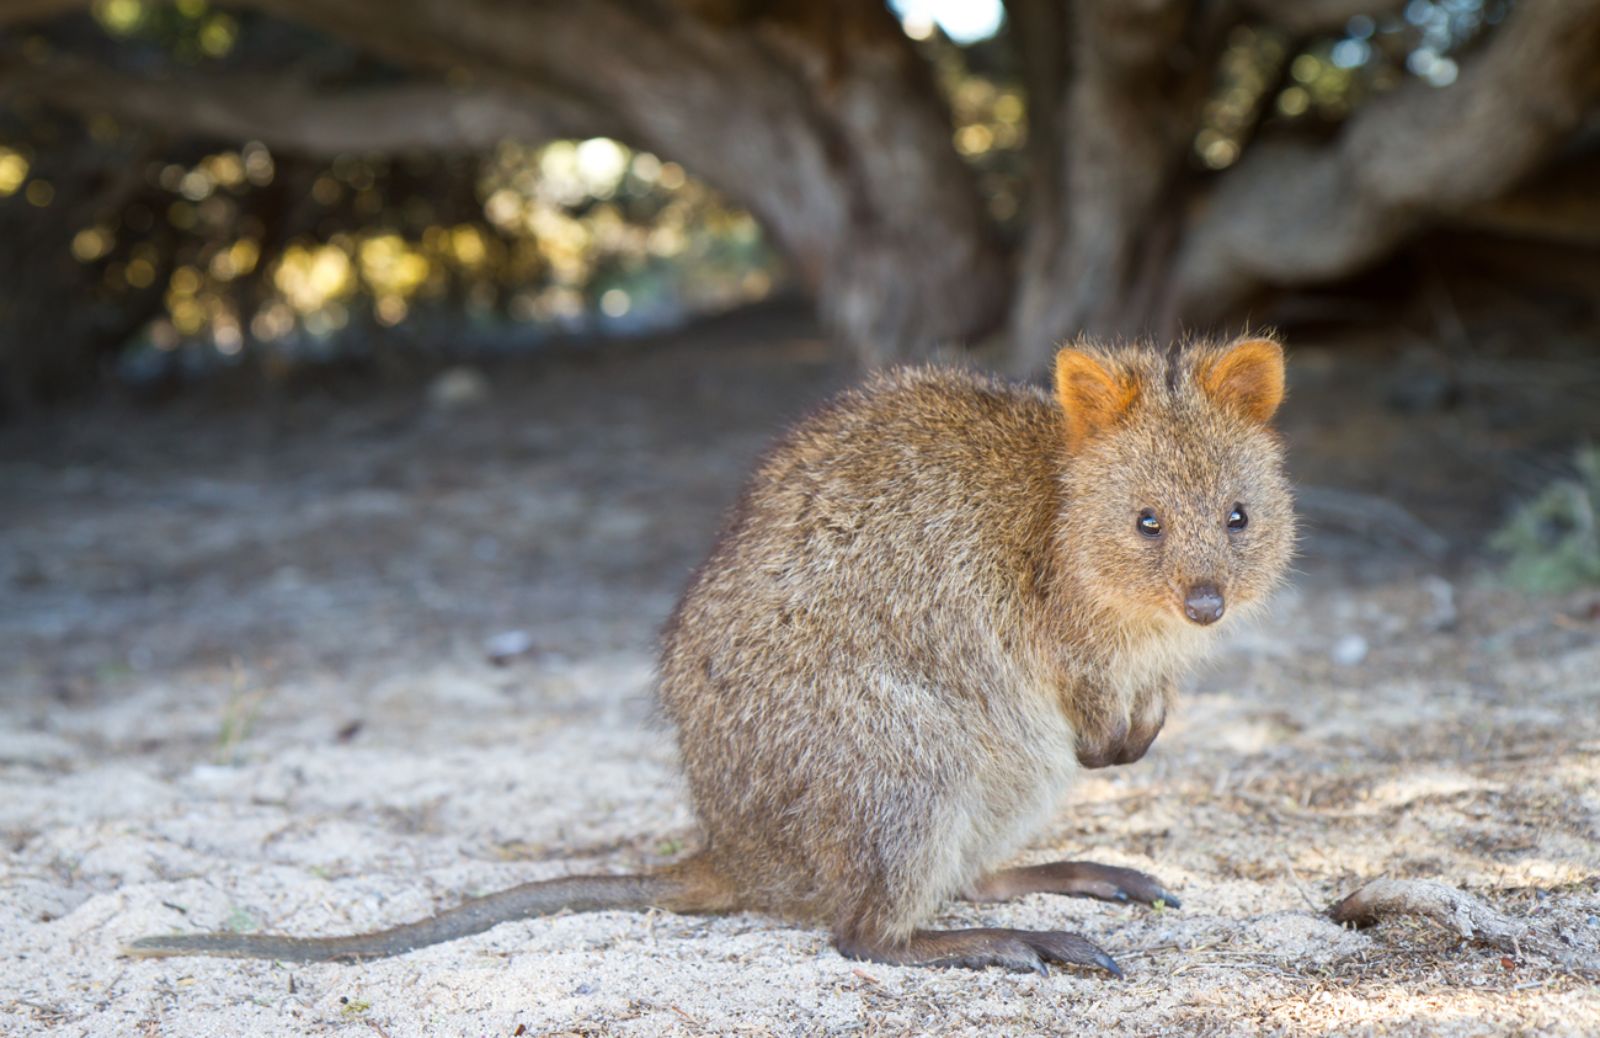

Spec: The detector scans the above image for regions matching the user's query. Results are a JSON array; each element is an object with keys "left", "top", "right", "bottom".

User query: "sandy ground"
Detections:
[{"left": 2, "top": 312, "right": 1598, "bottom": 1036}]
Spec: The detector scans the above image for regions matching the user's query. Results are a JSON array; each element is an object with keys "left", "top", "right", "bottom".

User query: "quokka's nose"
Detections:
[{"left": 1183, "top": 584, "right": 1225, "bottom": 625}]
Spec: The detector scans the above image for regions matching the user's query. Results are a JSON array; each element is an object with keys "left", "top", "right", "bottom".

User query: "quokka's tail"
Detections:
[{"left": 125, "top": 865, "right": 726, "bottom": 963}]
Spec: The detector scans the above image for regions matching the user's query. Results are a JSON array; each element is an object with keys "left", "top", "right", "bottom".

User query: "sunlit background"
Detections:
[{"left": 0, "top": 0, "right": 1513, "bottom": 387}]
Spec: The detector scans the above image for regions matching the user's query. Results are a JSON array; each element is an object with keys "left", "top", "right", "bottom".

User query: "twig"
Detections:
[
  {"left": 1328, "top": 878, "right": 1528, "bottom": 951},
  {"left": 1279, "top": 852, "right": 1322, "bottom": 914}
]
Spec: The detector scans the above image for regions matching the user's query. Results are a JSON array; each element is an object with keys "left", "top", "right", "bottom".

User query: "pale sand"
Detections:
[{"left": 3, "top": 327, "right": 1596, "bottom": 1036}]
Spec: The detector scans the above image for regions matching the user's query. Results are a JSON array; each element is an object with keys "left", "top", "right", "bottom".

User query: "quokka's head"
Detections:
[{"left": 1053, "top": 335, "right": 1295, "bottom": 629}]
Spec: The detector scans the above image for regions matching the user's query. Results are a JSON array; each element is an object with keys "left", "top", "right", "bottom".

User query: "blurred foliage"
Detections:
[
  {"left": 941, "top": 57, "right": 1027, "bottom": 229},
  {"left": 0, "top": 0, "right": 779, "bottom": 389},
  {"left": 908, "top": 1, "right": 1514, "bottom": 215},
  {"left": 93, "top": 0, "right": 239, "bottom": 58},
  {"left": 1198, "top": 0, "right": 1512, "bottom": 170},
  {"left": 904, "top": 19, "right": 1028, "bottom": 235},
  {"left": 113, "top": 136, "right": 772, "bottom": 368},
  {"left": 1491, "top": 445, "right": 1600, "bottom": 594}
]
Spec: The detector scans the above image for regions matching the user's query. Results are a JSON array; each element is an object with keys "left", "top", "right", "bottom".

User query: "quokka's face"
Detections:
[
  {"left": 1066, "top": 410, "right": 1295, "bottom": 629},
  {"left": 1053, "top": 337, "right": 1295, "bottom": 629}
]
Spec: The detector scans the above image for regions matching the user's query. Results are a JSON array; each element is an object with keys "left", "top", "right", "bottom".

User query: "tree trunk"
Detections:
[
  {"left": 1009, "top": 0, "right": 1217, "bottom": 369},
  {"left": 0, "top": 125, "right": 165, "bottom": 411}
]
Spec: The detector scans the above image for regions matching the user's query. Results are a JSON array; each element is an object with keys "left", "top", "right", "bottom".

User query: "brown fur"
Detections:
[{"left": 127, "top": 336, "right": 1293, "bottom": 972}]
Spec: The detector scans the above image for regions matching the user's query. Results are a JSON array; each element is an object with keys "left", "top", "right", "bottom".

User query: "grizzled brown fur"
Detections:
[
  {"left": 126, "top": 337, "right": 1293, "bottom": 973},
  {"left": 658, "top": 336, "right": 1294, "bottom": 955}
]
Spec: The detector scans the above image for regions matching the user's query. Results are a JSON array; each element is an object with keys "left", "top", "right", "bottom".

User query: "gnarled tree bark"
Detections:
[{"left": 4, "top": 57, "right": 616, "bottom": 156}]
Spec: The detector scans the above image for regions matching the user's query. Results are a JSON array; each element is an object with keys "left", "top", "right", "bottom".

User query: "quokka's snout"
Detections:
[{"left": 1182, "top": 583, "right": 1225, "bottom": 625}]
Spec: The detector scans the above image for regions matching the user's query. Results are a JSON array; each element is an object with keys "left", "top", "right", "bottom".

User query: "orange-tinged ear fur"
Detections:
[
  {"left": 1054, "top": 348, "right": 1139, "bottom": 450},
  {"left": 1197, "top": 337, "right": 1285, "bottom": 424}
]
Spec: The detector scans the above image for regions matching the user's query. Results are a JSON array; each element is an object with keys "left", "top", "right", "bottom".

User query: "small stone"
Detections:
[
  {"left": 427, "top": 366, "right": 490, "bottom": 411},
  {"left": 1331, "top": 634, "right": 1369, "bottom": 666},
  {"left": 484, "top": 629, "right": 535, "bottom": 665}
]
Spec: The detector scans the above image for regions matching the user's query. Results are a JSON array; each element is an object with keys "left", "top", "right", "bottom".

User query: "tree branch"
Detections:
[
  {"left": 1001, "top": 0, "right": 1069, "bottom": 169},
  {"left": 6, "top": 56, "right": 614, "bottom": 156},
  {"left": 0, "top": 0, "right": 86, "bottom": 29},
  {"left": 1172, "top": 0, "right": 1600, "bottom": 324}
]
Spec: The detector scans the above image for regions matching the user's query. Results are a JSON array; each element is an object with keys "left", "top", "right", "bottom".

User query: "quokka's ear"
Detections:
[
  {"left": 1197, "top": 336, "right": 1285, "bottom": 424},
  {"left": 1054, "top": 347, "right": 1139, "bottom": 449}
]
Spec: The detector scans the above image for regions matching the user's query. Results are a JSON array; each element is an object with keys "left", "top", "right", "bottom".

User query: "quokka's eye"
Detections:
[
  {"left": 1137, "top": 509, "right": 1163, "bottom": 538},
  {"left": 1227, "top": 504, "right": 1249, "bottom": 531}
]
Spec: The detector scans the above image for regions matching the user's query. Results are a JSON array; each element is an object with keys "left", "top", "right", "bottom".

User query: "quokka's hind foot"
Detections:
[
  {"left": 834, "top": 926, "right": 1123, "bottom": 977},
  {"left": 968, "top": 860, "right": 1180, "bottom": 908}
]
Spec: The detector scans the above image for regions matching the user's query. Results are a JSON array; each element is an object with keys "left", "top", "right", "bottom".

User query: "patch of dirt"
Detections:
[{"left": 2, "top": 312, "right": 1597, "bottom": 1036}]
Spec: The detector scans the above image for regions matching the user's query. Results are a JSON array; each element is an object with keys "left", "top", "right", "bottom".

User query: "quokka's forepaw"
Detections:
[
  {"left": 1063, "top": 862, "right": 1180, "bottom": 909},
  {"left": 973, "top": 860, "right": 1181, "bottom": 909}
]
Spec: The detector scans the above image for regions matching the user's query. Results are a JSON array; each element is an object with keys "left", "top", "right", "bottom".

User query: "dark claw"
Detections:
[
  {"left": 1080, "top": 864, "right": 1179, "bottom": 909},
  {"left": 1028, "top": 931, "right": 1124, "bottom": 979}
]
